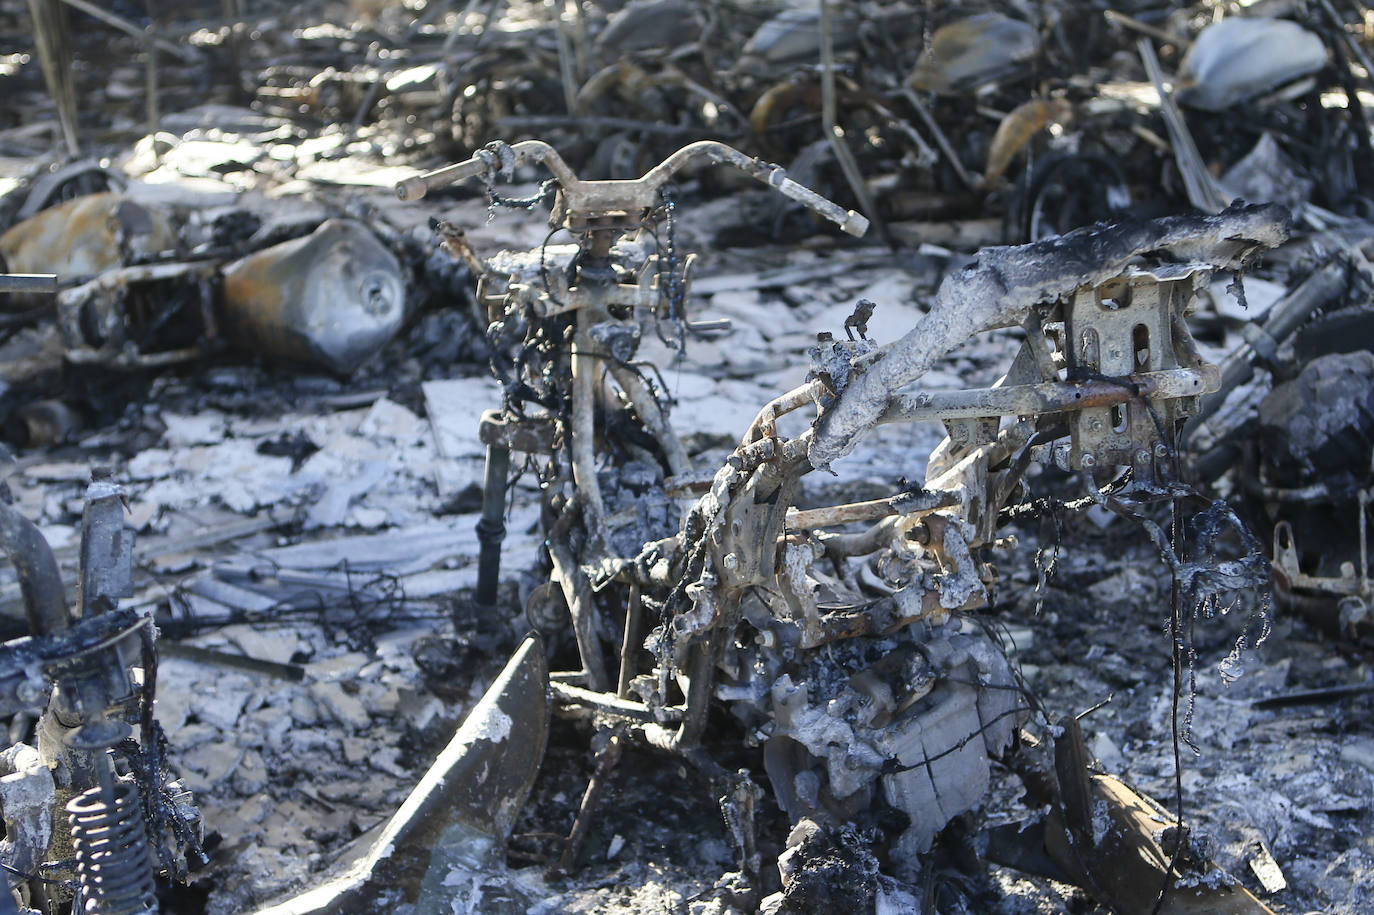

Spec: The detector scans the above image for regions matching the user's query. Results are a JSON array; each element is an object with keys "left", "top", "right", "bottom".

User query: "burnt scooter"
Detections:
[
  {"left": 259, "top": 133, "right": 1288, "bottom": 908},
  {"left": 254, "top": 141, "right": 865, "bottom": 913},
  {"left": 395, "top": 138, "right": 1284, "bottom": 909}
]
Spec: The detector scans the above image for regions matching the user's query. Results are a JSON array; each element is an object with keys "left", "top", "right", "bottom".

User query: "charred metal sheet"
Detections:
[
  {"left": 1041, "top": 720, "right": 1275, "bottom": 914},
  {"left": 0, "top": 468, "right": 69, "bottom": 637},
  {"left": 1176, "top": 18, "right": 1328, "bottom": 112},
  {"left": 254, "top": 634, "right": 548, "bottom": 914},
  {"left": 221, "top": 218, "right": 406, "bottom": 375},
  {"left": 13, "top": 161, "right": 127, "bottom": 223}
]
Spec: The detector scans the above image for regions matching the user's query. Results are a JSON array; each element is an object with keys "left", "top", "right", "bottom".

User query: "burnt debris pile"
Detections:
[{"left": 0, "top": 1, "right": 1373, "bottom": 914}]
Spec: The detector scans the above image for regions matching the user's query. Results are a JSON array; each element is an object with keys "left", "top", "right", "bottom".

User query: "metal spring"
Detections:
[{"left": 67, "top": 780, "right": 159, "bottom": 915}]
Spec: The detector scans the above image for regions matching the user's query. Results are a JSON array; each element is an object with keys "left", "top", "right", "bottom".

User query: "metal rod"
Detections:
[
  {"left": 145, "top": 0, "right": 160, "bottom": 140},
  {"left": 882, "top": 366, "right": 1219, "bottom": 424},
  {"left": 1359, "top": 489, "right": 1369, "bottom": 596},
  {"left": 819, "top": 0, "right": 890, "bottom": 246},
  {"left": 494, "top": 115, "right": 704, "bottom": 136},
  {"left": 27, "top": 0, "right": 80, "bottom": 156},
  {"left": 549, "top": 680, "right": 671, "bottom": 722},
  {"left": 1103, "top": 10, "right": 1191, "bottom": 49},
  {"left": 0, "top": 275, "right": 58, "bottom": 294},
  {"left": 158, "top": 643, "right": 306, "bottom": 682},
  {"left": 58, "top": 0, "right": 199, "bottom": 61},
  {"left": 551, "top": 0, "right": 581, "bottom": 117},
  {"left": 617, "top": 584, "right": 641, "bottom": 700},
  {"left": 558, "top": 733, "right": 623, "bottom": 872},
  {"left": 786, "top": 491, "right": 960, "bottom": 529},
  {"left": 475, "top": 443, "right": 510, "bottom": 607},
  {"left": 899, "top": 88, "right": 977, "bottom": 191}
]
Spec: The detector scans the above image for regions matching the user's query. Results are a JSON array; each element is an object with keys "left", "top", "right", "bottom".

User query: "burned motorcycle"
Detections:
[{"left": 257, "top": 128, "right": 1287, "bottom": 910}]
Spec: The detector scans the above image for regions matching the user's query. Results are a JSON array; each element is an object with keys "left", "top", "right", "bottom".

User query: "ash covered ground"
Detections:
[
  {"left": 1, "top": 0, "right": 1373, "bottom": 913},
  {"left": 6, "top": 207, "right": 1371, "bottom": 912}
]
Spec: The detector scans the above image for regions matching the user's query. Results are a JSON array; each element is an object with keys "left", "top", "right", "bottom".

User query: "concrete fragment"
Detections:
[
  {"left": 227, "top": 625, "right": 304, "bottom": 667},
  {"left": 189, "top": 674, "right": 255, "bottom": 730},
  {"left": 309, "top": 680, "right": 372, "bottom": 732},
  {"left": 179, "top": 741, "right": 248, "bottom": 790}
]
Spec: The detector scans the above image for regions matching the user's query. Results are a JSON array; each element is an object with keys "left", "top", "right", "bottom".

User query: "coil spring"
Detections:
[{"left": 67, "top": 780, "right": 158, "bottom": 915}]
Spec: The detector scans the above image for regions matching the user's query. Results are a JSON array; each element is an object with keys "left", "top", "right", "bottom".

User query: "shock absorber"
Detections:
[{"left": 66, "top": 778, "right": 158, "bottom": 915}]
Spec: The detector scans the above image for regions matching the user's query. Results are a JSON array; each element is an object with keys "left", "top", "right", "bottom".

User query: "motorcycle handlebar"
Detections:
[{"left": 395, "top": 140, "right": 869, "bottom": 238}]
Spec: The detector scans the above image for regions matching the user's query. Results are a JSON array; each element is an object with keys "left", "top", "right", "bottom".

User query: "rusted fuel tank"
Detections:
[
  {"left": 0, "top": 192, "right": 176, "bottom": 283},
  {"left": 220, "top": 219, "right": 406, "bottom": 375}
]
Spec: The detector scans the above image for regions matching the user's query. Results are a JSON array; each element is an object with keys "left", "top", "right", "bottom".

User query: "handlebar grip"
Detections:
[
  {"left": 766, "top": 170, "right": 869, "bottom": 237},
  {"left": 394, "top": 157, "right": 493, "bottom": 202}
]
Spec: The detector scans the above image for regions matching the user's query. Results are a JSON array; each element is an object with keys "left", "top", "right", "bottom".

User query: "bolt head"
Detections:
[
  {"left": 722, "top": 552, "right": 739, "bottom": 571},
  {"left": 1153, "top": 442, "right": 1169, "bottom": 458},
  {"left": 1081, "top": 454, "right": 1097, "bottom": 468}
]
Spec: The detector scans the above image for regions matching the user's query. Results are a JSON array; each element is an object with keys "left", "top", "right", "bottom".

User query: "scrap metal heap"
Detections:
[
  {"left": 0, "top": 0, "right": 1372, "bottom": 911},
  {"left": 240, "top": 137, "right": 1294, "bottom": 913},
  {"left": 0, "top": 451, "right": 203, "bottom": 915},
  {"left": 0, "top": 126, "right": 1319, "bottom": 910}
]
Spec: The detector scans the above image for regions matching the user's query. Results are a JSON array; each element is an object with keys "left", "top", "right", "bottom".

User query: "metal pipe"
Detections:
[
  {"left": 397, "top": 139, "right": 868, "bottom": 236},
  {"left": 474, "top": 443, "right": 510, "bottom": 607},
  {"left": 570, "top": 321, "right": 606, "bottom": 539},
  {"left": 882, "top": 366, "right": 1219, "bottom": 423},
  {"left": 744, "top": 380, "right": 821, "bottom": 443},
  {"left": 547, "top": 523, "right": 611, "bottom": 692},
  {"left": 607, "top": 363, "right": 690, "bottom": 478},
  {"left": 818, "top": 0, "right": 890, "bottom": 245},
  {"left": 395, "top": 139, "right": 575, "bottom": 200}
]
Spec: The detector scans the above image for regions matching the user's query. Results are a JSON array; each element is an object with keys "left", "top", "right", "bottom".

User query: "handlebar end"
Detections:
[
  {"left": 395, "top": 176, "right": 429, "bottom": 202},
  {"left": 841, "top": 211, "right": 870, "bottom": 238}
]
